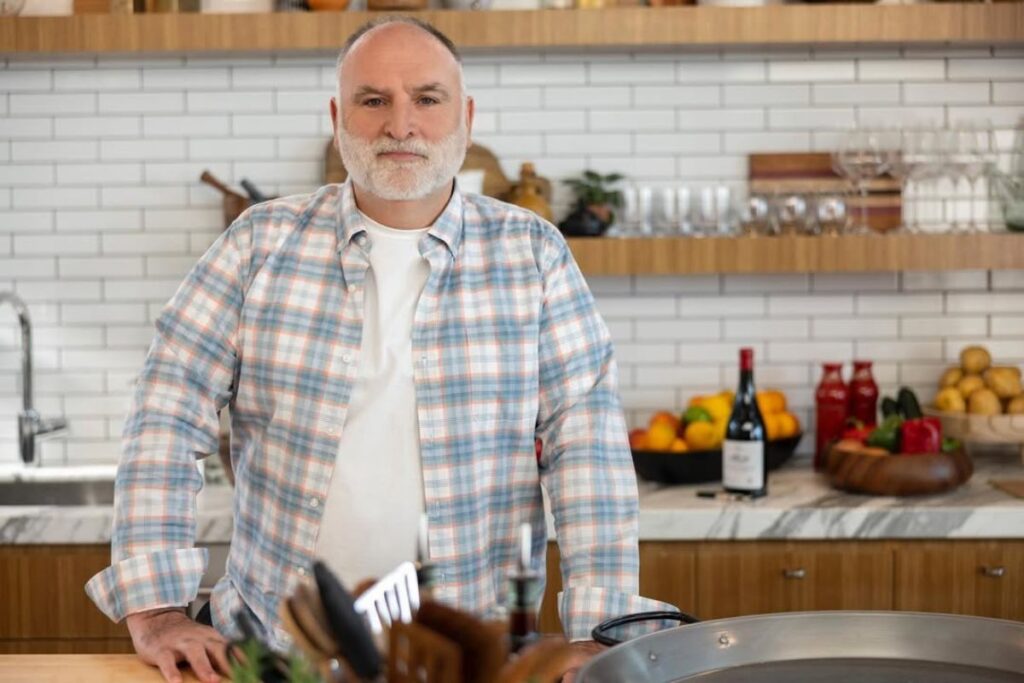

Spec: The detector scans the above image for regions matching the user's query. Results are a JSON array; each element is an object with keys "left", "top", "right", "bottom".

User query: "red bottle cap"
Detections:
[
  {"left": 739, "top": 347, "right": 753, "bottom": 371},
  {"left": 853, "top": 360, "right": 873, "bottom": 369}
]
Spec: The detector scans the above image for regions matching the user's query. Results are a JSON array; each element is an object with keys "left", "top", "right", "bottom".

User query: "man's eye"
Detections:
[
  {"left": 418, "top": 96, "right": 440, "bottom": 105},
  {"left": 362, "top": 98, "right": 385, "bottom": 107}
]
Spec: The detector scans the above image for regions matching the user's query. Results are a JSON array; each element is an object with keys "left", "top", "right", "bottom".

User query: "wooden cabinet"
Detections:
[
  {"left": 895, "top": 541, "right": 1024, "bottom": 621},
  {"left": 696, "top": 541, "right": 893, "bottom": 619},
  {"left": 0, "top": 545, "right": 132, "bottom": 654},
  {"left": 4, "top": 539, "right": 1020, "bottom": 650}
]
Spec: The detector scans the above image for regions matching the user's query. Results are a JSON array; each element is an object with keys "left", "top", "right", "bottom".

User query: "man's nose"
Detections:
[{"left": 384, "top": 101, "right": 415, "bottom": 140}]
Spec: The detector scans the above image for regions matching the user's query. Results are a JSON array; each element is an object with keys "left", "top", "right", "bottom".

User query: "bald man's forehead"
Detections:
[{"left": 339, "top": 24, "right": 462, "bottom": 95}]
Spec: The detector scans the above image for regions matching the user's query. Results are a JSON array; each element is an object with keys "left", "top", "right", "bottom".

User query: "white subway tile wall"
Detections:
[{"left": 0, "top": 48, "right": 1023, "bottom": 464}]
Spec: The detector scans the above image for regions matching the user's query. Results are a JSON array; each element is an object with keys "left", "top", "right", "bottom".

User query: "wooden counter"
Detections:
[{"left": 0, "top": 655, "right": 199, "bottom": 682}]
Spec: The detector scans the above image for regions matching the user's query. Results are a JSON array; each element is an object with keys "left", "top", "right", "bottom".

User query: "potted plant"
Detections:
[{"left": 558, "top": 170, "right": 624, "bottom": 237}]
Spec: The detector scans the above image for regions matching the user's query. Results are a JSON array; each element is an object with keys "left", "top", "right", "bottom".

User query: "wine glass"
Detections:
[
  {"left": 775, "top": 193, "right": 809, "bottom": 236},
  {"left": 952, "top": 120, "right": 996, "bottom": 232},
  {"left": 815, "top": 194, "right": 848, "bottom": 236},
  {"left": 833, "top": 128, "right": 889, "bottom": 234},
  {"left": 651, "top": 187, "right": 678, "bottom": 236},
  {"left": 738, "top": 194, "right": 773, "bottom": 237}
]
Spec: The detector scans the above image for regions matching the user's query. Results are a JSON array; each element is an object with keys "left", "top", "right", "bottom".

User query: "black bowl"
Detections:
[{"left": 632, "top": 434, "right": 802, "bottom": 485}]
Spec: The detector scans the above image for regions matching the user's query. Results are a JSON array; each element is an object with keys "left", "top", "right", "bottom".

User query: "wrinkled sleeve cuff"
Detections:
[
  {"left": 85, "top": 548, "right": 209, "bottom": 623},
  {"left": 559, "top": 586, "right": 679, "bottom": 642}
]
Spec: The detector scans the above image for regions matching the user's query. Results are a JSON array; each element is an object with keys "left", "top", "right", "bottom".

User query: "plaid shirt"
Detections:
[{"left": 86, "top": 181, "right": 665, "bottom": 650}]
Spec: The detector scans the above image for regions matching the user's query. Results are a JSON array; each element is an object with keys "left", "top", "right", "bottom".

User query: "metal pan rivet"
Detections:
[
  {"left": 718, "top": 633, "right": 731, "bottom": 646},
  {"left": 648, "top": 651, "right": 658, "bottom": 662}
]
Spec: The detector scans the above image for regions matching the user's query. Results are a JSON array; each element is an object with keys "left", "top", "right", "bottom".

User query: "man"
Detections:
[{"left": 87, "top": 17, "right": 666, "bottom": 683}]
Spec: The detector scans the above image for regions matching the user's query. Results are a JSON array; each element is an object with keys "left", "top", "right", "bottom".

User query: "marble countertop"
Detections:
[{"left": 2, "top": 451, "right": 1023, "bottom": 545}]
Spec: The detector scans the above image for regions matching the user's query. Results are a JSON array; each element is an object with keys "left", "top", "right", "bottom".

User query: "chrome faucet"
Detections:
[{"left": 1, "top": 292, "right": 67, "bottom": 466}]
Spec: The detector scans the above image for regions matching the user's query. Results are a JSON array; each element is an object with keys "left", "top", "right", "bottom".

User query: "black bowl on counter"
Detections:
[{"left": 631, "top": 434, "right": 802, "bottom": 485}]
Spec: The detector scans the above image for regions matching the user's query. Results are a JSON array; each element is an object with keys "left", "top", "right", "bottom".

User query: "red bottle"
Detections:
[
  {"left": 848, "top": 360, "right": 879, "bottom": 428},
  {"left": 815, "top": 363, "right": 848, "bottom": 471}
]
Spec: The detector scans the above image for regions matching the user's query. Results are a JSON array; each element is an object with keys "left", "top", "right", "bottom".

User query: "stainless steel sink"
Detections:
[{"left": 0, "top": 479, "right": 115, "bottom": 506}]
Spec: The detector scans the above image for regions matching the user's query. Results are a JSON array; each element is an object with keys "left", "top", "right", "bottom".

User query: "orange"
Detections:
[
  {"left": 628, "top": 428, "right": 648, "bottom": 450},
  {"left": 647, "top": 422, "right": 677, "bottom": 451},
  {"left": 776, "top": 412, "right": 799, "bottom": 439},
  {"left": 649, "top": 410, "right": 681, "bottom": 434},
  {"left": 685, "top": 421, "right": 718, "bottom": 451},
  {"left": 764, "top": 414, "right": 782, "bottom": 441},
  {"left": 711, "top": 420, "right": 727, "bottom": 449},
  {"left": 669, "top": 438, "right": 688, "bottom": 453},
  {"left": 756, "top": 390, "right": 787, "bottom": 416}
]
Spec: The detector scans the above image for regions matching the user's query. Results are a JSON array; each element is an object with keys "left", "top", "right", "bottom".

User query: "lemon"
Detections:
[
  {"left": 683, "top": 406, "right": 712, "bottom": 424},
  {"left": 698, "top": 395, "right": 731, "bottom": 423}
]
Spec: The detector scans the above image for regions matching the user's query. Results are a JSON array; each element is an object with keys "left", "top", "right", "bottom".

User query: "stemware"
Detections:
[
  {"left": 833, "top": 128, "right": 889, "bottom": 234},
  {"left": 815, "top": 194, "right": 848, "bottom": 236}
]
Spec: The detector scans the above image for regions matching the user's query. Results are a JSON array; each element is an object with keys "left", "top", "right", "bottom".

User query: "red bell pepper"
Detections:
[
  {"left": 841, "top": 419, "right": 874, "bottom": 444},
  {"left": 901, "top": 417, "right": 942, "bottom": 455}
]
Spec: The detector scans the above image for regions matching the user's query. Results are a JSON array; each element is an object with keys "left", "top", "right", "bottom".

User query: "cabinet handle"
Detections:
[
  {"left": 783, "top": 568, "right": 806, "bottom": 580},
  {"left": 980, "top": 566, "right": 1006, "bottom": 578}
]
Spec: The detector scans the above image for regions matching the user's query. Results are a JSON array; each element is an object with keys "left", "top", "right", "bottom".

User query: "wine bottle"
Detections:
[{"left": 723, "top": 347, "right": 768, "bottom": 498}]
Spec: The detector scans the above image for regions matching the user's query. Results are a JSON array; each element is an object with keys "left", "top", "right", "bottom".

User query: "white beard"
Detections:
[{"left": 338, "top": 116, "right": 469, "bottom": 201}]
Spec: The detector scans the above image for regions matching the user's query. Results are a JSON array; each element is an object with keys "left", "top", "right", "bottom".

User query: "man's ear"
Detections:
[
  {"left": 329, "top": 96, "right": 341, "bottom": 150},
  {"left": 464, "top": 96, "right": 475, "bottom": 148}
]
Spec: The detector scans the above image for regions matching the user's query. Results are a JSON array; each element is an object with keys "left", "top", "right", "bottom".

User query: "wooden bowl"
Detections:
[{"left": 825, "top": 444, "right": 973, "bottom": 497}]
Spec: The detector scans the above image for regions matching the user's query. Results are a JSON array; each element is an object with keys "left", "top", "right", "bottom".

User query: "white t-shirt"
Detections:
[{"left": 314, "top": 214, "right": 431, "bottom": 588}]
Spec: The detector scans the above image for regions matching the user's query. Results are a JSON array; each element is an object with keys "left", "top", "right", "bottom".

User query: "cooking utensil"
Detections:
[
  {"left": 578, "top": 611, "right": 1024, "bottom": 682},
  {"left": 353, "top": 560, "right": 421, "bottom": 634},
  {"left": 312, "top": 561, "right": 382, "bottom": 680}
]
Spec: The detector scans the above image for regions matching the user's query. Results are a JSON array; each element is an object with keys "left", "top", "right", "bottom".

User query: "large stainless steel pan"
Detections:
[{"left": 577, "top": 611, "right": 1024, "bottom": 682}]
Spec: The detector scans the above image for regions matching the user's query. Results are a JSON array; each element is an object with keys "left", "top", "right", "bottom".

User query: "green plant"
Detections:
[
  {"left": 563, "top": 170, "right": 625, "bottom": 209},
  {"left": 229, "top": 637, "right": 322, "bottom": 683}
]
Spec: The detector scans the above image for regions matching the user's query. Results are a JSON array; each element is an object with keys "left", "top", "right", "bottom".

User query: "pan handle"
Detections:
[{"left": 591, "top": 610, "right": 701, "bottom": 647}]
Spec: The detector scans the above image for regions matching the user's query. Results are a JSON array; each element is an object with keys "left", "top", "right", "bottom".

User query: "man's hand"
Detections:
[
  {"left": 560, "top": 639, "right": 607, "bottom": 683},
  {"left": 126, "top": 607, "right": 231, "bottom": 683}
]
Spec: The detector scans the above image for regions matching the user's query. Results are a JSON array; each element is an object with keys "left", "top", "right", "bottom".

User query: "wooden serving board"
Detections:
[{"left": 749, "top": 152, "right": 902, "bottom": 233}]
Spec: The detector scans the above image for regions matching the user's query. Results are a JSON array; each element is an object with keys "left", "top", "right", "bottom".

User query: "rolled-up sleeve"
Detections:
[
  {"left": 533, "top": 229, "right": 674, "bottom": 641},
  {"left": 86, "top": 216, "right": 249, "bottom": 623}
]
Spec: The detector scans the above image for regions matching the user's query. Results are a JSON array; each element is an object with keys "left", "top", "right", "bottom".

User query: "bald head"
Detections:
[{"left": 336, "top": 18, "right": 466, "bottom": 105}]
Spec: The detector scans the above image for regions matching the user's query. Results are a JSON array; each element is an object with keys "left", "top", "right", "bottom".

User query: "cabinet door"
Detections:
[
  {"left": 538, "top": 542, "right": 563, "bottom": 634},
  {"left": 697, "top": 541, "right": 893, "bottom": 619},
  {"left": 895, "top": 541, "right": 1024, "bottom": 621},
  {"left": 638, "top": 542, "right": 696, "bottom": 615},
  {"left": 0, "top": 545, "right": 129, "bottom": 641}
]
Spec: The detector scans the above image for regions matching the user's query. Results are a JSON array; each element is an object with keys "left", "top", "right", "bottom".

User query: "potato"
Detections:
[
  {"left": 959, "top": 345, "right": 992, "bottom": 375},
  {"left": 956, "top": 374, "right": 985, "bottom": 399},
  {"left": 1008, "top": 396, "right": 1024, "bottom": 415},
  {"left": 968, "top": 388, "right": 1002, "bottom": 416},
  {"left": 938, "top": 366, "right": 963, "bottom": 389},
  {"left": 984, "top": 367, "right": 1022, "bottom": 400},
  {"left": 935, "top": 387, "right": 966, "bottom": 413}
]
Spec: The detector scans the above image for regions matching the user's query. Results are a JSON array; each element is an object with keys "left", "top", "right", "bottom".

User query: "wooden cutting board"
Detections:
[
  {"left": 749, "top": 152, "right": 902, "bottom": 233},
  {"left": 990, "top": 479, "right": 1024, "bottom": 499},
  {"left": 0, "top": 655, "right": 198, "bottom": 682}
]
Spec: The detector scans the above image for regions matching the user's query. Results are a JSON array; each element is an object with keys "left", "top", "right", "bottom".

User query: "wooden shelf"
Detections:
[
  {"left": 2, "top": 4, "right": 1023, "bottom": 55},
  {"left": 566, "top": 233, "right": 1024, "bottom": 276}
]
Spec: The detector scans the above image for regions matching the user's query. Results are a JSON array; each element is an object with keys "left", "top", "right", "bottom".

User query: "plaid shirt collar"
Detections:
[{"left": 335, "top": 179, "right": 465, "bottom": 261}]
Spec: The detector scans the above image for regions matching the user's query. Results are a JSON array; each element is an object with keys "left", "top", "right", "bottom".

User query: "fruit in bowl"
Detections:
[
  {"left": 629, "top": 389, "right": 800, "bottom": 455},
  {"left": 932, "top": 345, "right": 1023, "bottom": 416}
]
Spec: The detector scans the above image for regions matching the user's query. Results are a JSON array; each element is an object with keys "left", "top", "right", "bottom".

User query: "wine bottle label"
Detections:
[{"left": 723, "top": 439, "right": 765, "bottom": 491}]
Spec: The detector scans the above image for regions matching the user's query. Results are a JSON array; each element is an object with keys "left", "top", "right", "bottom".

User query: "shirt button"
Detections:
[
  {"left": 309, "top": 497, "right": 320, "bottom": 509},
  {"left": 296, "top": 566, "right": 307, "bottom": 577},
  {"left": 347, "top": 284, "right": 356, "bottom": 293},
  {"left": 420, "top": 355, "right": 428, "bottom": 365},
  {"left": 343, "top": 354, "right": 353, "bottom": 364}
]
